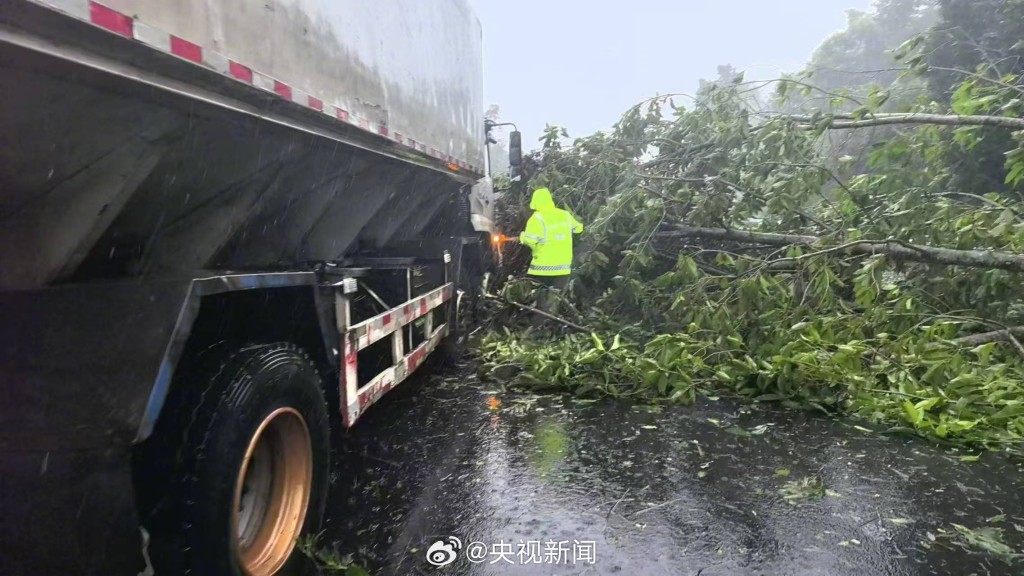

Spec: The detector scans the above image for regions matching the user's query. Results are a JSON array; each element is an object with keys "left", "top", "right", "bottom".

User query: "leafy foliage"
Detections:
[
  {"left": 778, "top": 475, "right": 838, "bottom": 504},
  {"left": 928, "top": 524, "right": 1023, "bottom": 564},
  {"left": 480, "top": 37, "right": 1024, "bottom": 454},
  {"left": 798, "top": 0, "right": 937, "bottom": 111},
  {"left": 923, "top": 0, "right": 1024, "bottom": 197},
  {"left": 297, "top": 533, "right": 370, "bottom": 574}
]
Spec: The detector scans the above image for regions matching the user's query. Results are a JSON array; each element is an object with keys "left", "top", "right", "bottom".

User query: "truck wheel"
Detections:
[{"left": 178, "top": 344, "right": 329, "bottom": 576}]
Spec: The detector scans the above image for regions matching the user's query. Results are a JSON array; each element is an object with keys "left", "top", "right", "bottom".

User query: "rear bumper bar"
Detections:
[{"left": 337, "top": 282, "right": 454, "bottom": 426}]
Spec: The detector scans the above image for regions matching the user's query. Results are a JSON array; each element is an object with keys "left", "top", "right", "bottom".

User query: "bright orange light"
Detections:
[{"left": 491, "top": 233, "right": 518, "bottom": 246}]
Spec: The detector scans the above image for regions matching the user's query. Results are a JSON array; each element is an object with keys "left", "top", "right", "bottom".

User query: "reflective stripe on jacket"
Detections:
[{"left": 519, "top": 188, "right": 584, "bottom": 276}]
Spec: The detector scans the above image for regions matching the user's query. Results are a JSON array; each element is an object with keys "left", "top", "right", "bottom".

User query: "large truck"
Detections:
[{"left": 0, "top": 1, "right": 517, "bottom": 574}]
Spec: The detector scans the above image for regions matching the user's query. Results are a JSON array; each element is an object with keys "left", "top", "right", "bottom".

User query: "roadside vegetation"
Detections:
[
  {"left": 297, "top": 533, "right": 370, "bottom": 575},
  {"left": 479, "top": 0, "right": 1024, "bottom": 456}
]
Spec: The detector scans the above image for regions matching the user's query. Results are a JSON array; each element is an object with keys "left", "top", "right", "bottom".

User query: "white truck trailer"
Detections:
[{"left": 0, "top": 1, "right": 517, "bottom": 573}]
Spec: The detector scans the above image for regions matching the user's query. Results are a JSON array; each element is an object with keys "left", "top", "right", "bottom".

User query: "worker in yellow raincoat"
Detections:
[{"left": 519, "top": 187, "right": 584, "bottom": 312}]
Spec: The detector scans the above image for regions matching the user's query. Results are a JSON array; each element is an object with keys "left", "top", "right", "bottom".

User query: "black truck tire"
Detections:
[{"left": 177, "top": 343, "right": 330, "bottom": 576}]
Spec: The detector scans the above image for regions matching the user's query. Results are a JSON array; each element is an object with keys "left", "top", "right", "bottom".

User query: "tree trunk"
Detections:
[
  {"left": 954, "top": 327, "right": 1024, "bottom": 346},
  {"left": 659, "top": 225, "right": 1024, "bottom": 273},
  {"left": 785, "top": 112, "right": 1024, "bottom": 131}
]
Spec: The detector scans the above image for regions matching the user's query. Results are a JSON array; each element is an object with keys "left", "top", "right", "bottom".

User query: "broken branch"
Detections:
[
  {"left": 485, "top": 294, "right": 589, "bottom": 332},
  {"left": 658, "top": 225, "right": 1024, "bottom": 273},
  {"left": 954, "top": 327, "right": 1024, "bottom": 346},
  {"left": 786, "top": 112, "right": 1024, "bottom": 131}
]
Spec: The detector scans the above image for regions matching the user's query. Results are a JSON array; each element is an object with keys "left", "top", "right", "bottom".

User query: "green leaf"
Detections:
[
  {"left": 902, "top": 400, "right": 923, "bottom": 426},
  {"left": 1007, "top": 162, "right": 1024, "bottom": 187}
]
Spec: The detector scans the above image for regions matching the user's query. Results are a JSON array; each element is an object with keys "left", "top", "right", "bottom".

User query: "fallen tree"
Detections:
[{"left": 480, "top": 75, "right": 1024, "bottom": 454}]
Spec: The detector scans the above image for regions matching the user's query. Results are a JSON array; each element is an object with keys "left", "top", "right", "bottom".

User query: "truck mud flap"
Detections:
[{"left": 0, "top": 280, "right": 194, "bottom": 575}]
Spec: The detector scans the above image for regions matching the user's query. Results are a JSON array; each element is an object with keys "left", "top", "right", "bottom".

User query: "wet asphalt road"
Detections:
[{"left": 320, "top": 363, "right": 1024, "bottom": 576}]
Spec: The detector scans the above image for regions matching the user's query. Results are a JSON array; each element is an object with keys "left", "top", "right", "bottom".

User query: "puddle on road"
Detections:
[{"left": 319, "top": 367, "right": 1024, "bottom": 575}]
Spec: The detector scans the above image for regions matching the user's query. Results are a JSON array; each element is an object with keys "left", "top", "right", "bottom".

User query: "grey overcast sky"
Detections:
[{"left": 469, "top": 0, "right": 874, "bottom": 147}]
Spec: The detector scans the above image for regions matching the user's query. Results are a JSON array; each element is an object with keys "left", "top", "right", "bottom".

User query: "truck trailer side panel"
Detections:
[
  {"left": 37, "top": 0, "right": 485, "bottom": 172},
  {"left": 0, "top": 1, "right": 484, "bottom": 289}
]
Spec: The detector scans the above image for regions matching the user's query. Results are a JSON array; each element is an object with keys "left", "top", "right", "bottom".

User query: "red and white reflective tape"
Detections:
[
  {"left": 340, "top": 282, "right": 453, "bottom": 427},
  {"left": 348, "top": 283, "right": 453, "bottom": 351},
  {"left": 32, "top": 0, "right": 484, "bottom": 174},
  {"left": 345, "top": 324, "right": 447, "bottom": 426}
]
